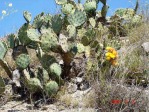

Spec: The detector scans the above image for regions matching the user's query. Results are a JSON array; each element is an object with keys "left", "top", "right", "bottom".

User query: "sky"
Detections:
[{"left": 0, "top": 0, "right": 140, "bottom": 37}]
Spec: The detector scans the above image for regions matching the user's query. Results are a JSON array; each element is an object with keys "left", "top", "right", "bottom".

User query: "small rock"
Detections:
[
  {"left": 79, "top": 81, "right": 90, "bottom": 91},
  {"left": 76, "top": 77, "right": 83, "bottom": 83},
  {"left": 142, "top": 42, "right": 149, "bottom": 53},
  {"left": 12, "top": 69, "right": 21, "bottom": 87},
  {"left": 67, "top": 83, "right": 77, "bottom": 94}
]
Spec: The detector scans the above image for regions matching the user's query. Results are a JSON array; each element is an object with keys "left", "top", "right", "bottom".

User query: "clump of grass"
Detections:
[{"left": 93, "top": 80, "right": 148, "bottom": 111}]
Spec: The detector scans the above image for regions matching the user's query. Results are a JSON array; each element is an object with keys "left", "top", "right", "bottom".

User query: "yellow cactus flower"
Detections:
[
  {"left": 106, "top": 56, "right": 111, "bottom": 60},
  {"left": 105, "top": 46, "right": 118, "bottom": 66},
  {"left": 105, "top": 52, "right": 111, "bottom": 57},
  {"left": 112, "top": 50, "right": 117, "bottom": 55},
  {"left": 106, "top": 47, "right": 115, "bottom": 52}
]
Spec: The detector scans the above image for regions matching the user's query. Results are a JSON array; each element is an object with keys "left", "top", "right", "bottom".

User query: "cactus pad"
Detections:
[
  {"left": 51, "top": 15, "right": 63, "bottom": 34},
  {"left": 89, "top": 18, "right": 96, "bottom": 28},
  {"left": 67, "top": 25, "right": 76, "bottom": 39},
  {"left": 33, "top": 12, "right": 44, "bottom": 29},
  {"left": 40, "top": 28, "right": 59, "bottom": 52},
  {"left": 61, "top": 3, "right": 75, "bottom": 15},
  {"left": 84, "top": 1, "right": 97, "bottom": 12},
  {"left": 27, "top": 78, "right": 42, "bottom": 93},
  {"left": 55, "top": 0, "right": 67, "bottom": 5},
  {"left": 7, "top": 34, "right": 15, "bottom": 49},
  {"left": 0, "top": 41, "right": 7, "bottom": 60},
  {"left": 27, "top": 28, "right": 40, "bottom": 42},
  {"left": 45, "top": 81, "right": 59, "bottom": 96},
  {"left": 16, "top": 54, "right": 30, "bottom": 69},
  {"left": 115, "top": 8, "right": 134, "bottom": 20},
  {"left": 40, "top": 54, "right": 56, "bottom": 71},
  {"left": 77, "top": 43, "right": 85, "bottom": 53},
  {"left": 18, "top": 23, "right": 32, "bottom": 45},
  {"left": 67, "top": 10, "right": 87, "bottom": 27},
  {"left": 49, "top": 63, "right": 62, "bottom": 77},
  {"left": 59, "top": 34, "right": 69, "bottom": 52},
  {"left": 23, "top": 11, "right": 32, "bottom": 23}
]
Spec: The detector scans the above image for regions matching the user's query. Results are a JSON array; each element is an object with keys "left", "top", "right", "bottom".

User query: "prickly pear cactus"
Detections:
[
  {"left": 84, "top": 0, "right": 97, "bottom": 12},
  {"left": 0, "top": 41, "right": 7, "bottom": 60},
  {"left": 40, "top": 28, "right": 59, "bottom": 52},
  {"left": 67, "top": 10, "right": 87, "bottom": 27},
  {"left": 7, "top": 34, "right": 15, "bottom": 49},
  {"left": 101, "top": 5, "right": 109, "bottom": 18},
  {"left": 45, "top": 81, "right": 59, "bottom": 96},
  {"left": 18, "top": 23, "right": 32, "bottom": 45},
  {"left": 61, "top": 3, "right": 75, "bottom": 15},
  {"left": 115, "top": 8, "right": 134, "bottom": 20},
  {"left": 27, "top": 28, "right": 40, "bottom": 42},
  {"left": 27, "top": 78, "right": 42, "bottom": 93},
  {"left": 55, "top": 0, "right": 67, "bottom": 5},
  {"left": 89, "top": 18, "right": 96, "bottom": 28},
  {"left": 59, "top": 34, "right": 69, "bottom": 52},
  {"left": 40, "top": 54, "right": 56, "bottom": 71},
  {"left": 33, "top": 12, "right": 45, "bottom": 29},
  {"left": 81, "top": 29, "right": 96, "bottom": 46},
  {"left": 67, "top": 25, "right": 76, "bottom": 39},
  {"left": 77, "top": 43, "right": 85, "bottom": 53},
  {"left": 16, "top": 54, "right": 30, "bottom": 69},
  {"left": 51, "top": 15, "right": 63, "bottom": 34},
  {"left": 23, "top": 11, "right": 32, "bottom": 23},
  {"left": 49, "top": 63, "right": 62, "bottom": 77}
]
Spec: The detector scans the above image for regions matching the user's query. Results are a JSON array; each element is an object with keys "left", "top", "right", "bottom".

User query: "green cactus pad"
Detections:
[
  {"left": 45, "top": 81, "right": 59, "bottom": 96},
  {"left": 40, "top": 54, "right": 56, "bottom": 71},
  {"left": 67, "top": 25, "right": 76, "bottom": 38},
  {"left": 90, "top": 40, "right": 99, "bottom": 48},
  {"left": 84, "top": 1, "right": 97, "bottom": 12},
  {"left": 0, "top": 76, "right": 5, "bottom": 95},
  {"left": 40, "top": 28, "right": 59, "bottom": 52},
  {"left": 41, "top": 14, "right": 52, "bottom": 27},
  {"left": 27, "top": 28, "right": 40, "bottom": 42},
  {"left": 42, "top": 69, "right": 49, "bottom": 83},
  {"left": 77, "top": 28, "right": 86, "bottom": 38},
  {"left": 23, "top": 11, "right": 32, "bottom": 23},
  {"left": 33, "top": 12, "right": 45, "bottom": 29},
  {"left": 59, "top": 34, "right": 69, "bottom": 52},
  {"left": 61, "top": 3, "right": 74, "bottom": 15},
  {"left": 115, "top": 8, "right": 134, "bottom": 20},
  {"left": 81, "top": 29, "right": 96, "bottom": 46},
  {"left": 101, "top": 5, "right": 109, "bottom": 18},
  {"left": 131, "top": 15, "right": 142, "bottom": 24},
  {"left": 16, "top": 54, "right": 30, "bottom": 69},
  {"left": 36, "top": 67, "right": 49, "bottom": 83},
  {"left": 51, "top": 15, "right": 63, "bottom": 34},
  {"left": 89, "top": 18, "right": 96, "bottom": 28},
  {"left": 7, "top": 34, "right": 15, "bottom": 49},
  {"left": 0, "top": 41, "right": 7, "bottom": 60},
  {"left": 27, "top": 78, "right": 42, "bottom": 93},
  {"left": 55, "top": 0, "right": 67, "bottom": 5},
  {"left": 77, "top": 43, "right": 85, "bottom": 53},
  {"left": 76, "top": 3, "right": 84, "bottom": 11},
  {"left": 49, "top": 63, "right": 62, "bottom": 77},
  {"left": 67, "top": 10, "right": 87, "bottom": 27},
  {"left": 18, "top": 23, "right": 32, "bottom": 45}
]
